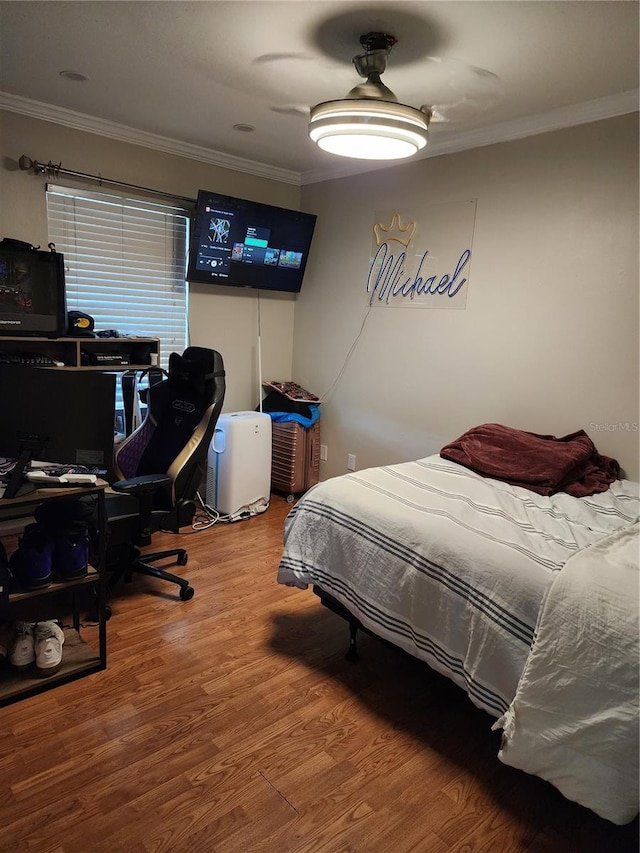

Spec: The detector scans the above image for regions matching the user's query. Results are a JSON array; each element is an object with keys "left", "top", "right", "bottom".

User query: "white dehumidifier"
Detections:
[{"left": 206, "top": 411, "right": 272, "bottom": 518}]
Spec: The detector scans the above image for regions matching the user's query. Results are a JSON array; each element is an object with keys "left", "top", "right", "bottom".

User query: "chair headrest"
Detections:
[{"left": 168, "top": 347, "right": 224, "bottom": 397}]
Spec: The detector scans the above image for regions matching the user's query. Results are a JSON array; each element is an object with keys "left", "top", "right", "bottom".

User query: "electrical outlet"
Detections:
[
  {"left": 347, "top": 453, "right": 356, "bottom": 471},
  {"left": 320, "top": 444, "right": 328, "bottom": 462}
]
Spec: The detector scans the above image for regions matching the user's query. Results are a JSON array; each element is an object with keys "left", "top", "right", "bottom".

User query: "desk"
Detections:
[{"left": 0, "top": 481, "right": 108, "bottom": 707}]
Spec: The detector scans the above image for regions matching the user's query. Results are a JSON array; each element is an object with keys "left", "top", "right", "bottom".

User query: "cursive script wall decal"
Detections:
[{"left": 367, "top": 200, "right": 477, "bottom": 309}]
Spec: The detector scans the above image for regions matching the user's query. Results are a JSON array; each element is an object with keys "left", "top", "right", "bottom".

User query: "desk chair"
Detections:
[
  {"left": 105, "top": 346, "right": 225, "bottom": 602},
  {"left": 121, "top": 366, "right": 166, "bottom": 436}
]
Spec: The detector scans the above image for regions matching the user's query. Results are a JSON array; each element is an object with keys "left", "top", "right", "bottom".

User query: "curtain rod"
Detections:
[{"left": 18, "top": 155, "right": 196, "bottom": 206}]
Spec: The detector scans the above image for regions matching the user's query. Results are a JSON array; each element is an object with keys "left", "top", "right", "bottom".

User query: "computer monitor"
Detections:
[
  {"left": 0, "top": 365, "right": 116, "bottom": 495},
  {"left": 0, "top": 243, "right": 67, "bottom": 337}
]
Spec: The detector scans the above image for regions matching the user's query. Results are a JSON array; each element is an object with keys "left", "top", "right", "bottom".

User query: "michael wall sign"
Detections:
[{"left": 367, "top": 199, "right": 477, "bottom": 308}]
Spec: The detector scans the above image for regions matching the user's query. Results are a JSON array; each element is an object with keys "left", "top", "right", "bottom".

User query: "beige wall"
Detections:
[
  {"left": 0, "top": 110, "right": 301, "bottom": 413},
  {"left": 298, "top": 115, "right": 640, "bottom": 479},
  {"left": 2, "top": 110, "right": 638, "bottom": 479}
]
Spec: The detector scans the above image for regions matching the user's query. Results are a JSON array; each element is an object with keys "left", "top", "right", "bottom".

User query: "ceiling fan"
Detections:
[
  {"left": 301, "top": 32, "right": 431, "bottom": 160},
  {"left": 267, "top": 29, "right": 501, "bottom": 160}
]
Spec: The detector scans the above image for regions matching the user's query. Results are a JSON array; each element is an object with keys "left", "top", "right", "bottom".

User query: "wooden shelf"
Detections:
[
  {"left": 0, "top": 336, "right": 159, "bottom": 370},
  {"left": 0, "top": 482, "right": 108, "bottom": 707},
  {"left": 8, "top": 566, "right": 99, "bottom": 603},
  {"left": 0, "top": 628, "right": 103, "bottom": 705}
]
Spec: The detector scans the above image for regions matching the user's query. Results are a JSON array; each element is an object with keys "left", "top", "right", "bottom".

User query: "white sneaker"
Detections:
[
  {"left": 0, "top": 620, "right": 15, "bottom": 659},
  {"left": 35, "top": 621, "right": 65, "bottom": 677},
  {"left": 9, "top": 622, "right": 35, "bottom": 670}
]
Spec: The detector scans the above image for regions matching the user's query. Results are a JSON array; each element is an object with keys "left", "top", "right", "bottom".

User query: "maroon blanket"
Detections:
[{"left": 440, "top": 423, "right": 620, "bottom": 497}]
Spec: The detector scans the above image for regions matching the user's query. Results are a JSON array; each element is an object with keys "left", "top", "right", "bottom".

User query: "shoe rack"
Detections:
[{"left": 0, "top": 482, "right": 107, "bottom": 707}]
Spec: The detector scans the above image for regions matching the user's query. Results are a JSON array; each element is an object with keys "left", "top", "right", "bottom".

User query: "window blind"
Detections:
[{"left": 46, "top": 184, "right": 190, "bottom": 373}]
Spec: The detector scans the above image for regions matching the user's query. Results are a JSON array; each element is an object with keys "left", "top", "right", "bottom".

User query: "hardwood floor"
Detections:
[{"left": 0, "top": 494, "right": 637, "bottom": 852}]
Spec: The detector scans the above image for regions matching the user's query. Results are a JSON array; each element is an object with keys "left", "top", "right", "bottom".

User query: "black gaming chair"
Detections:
[{"left": 105, "top": 346, "right": 225, "bottom": 602}]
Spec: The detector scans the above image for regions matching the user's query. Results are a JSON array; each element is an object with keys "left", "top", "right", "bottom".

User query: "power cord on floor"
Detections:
[
  {"left": 191, "top": 491, "right": 233, "bottom": 530},
  {"left": 191, "top": 491, "right": 270, "bottom": 530},
  {"left": 154, "top": 493, "right": 232, "bottom": 534},
  {"left": 192, "top": 494, "right": 221, "bottom": 530},
  {"left": 157, "top": 493, "right": 269, "bottom": 533}
]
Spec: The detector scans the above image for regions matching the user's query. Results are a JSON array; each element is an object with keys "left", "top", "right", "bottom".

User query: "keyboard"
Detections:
[
  {"left": 31, "top": 464, "right": 105, "bottom": 476},
  {"left": 0, "top": 352, "right": 61, "bottom": 366},
  {"left": 1, "top": 461, "right": 106, "bottom": 497},
  {"left": 26, "top": 463, "right": 106, "bottom": 486},
  {"left": 26, "top": 470, "right": 97, "bottom": 486}
]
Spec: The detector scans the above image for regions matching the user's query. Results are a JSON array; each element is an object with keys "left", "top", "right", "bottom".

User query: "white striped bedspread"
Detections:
[{"left": 277, "top": 455, "right": 639, "bottom": 719}]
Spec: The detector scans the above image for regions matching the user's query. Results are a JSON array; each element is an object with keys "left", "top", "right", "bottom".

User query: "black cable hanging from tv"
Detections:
[{"left": 18, "top": 154, "right": 195, "bottom": 206}]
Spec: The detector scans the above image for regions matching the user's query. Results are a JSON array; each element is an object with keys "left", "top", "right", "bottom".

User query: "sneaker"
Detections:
[
  {"left": 1, "top": 540, "right": 12, "bottom": 605},
  {"left": 54, "top": 530, "right": 89, "bottom": 581},
  {"left": 9, "top": 524, "right": 54, "bottom": 590},
  {"left": 34, "top": 621, "right": 65, "bottom": 677},
  {"left": 0, "top": 620, "right": 15, "bottom": 660},
  {"left": 9, "top": 622, "right": 35, "bottom": 670}
]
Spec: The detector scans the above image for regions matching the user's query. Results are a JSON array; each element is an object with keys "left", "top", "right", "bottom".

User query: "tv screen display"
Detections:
[
  {"left": 0, "top": 245, "right": 67, "bottom": 337},
  {"left": 187, "top": 190, "right": 317, "bottom": 293}
]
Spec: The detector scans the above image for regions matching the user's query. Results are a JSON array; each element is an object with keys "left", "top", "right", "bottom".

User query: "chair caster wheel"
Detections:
[
  {"left": 180, "top": 585, "right": 194, "bottom": 601},
  {"left": 286, "top": 494, "right": 295, "bottom": 504},
  {"left": 177, "top": 552, "right": 188, "bottom": 566}
]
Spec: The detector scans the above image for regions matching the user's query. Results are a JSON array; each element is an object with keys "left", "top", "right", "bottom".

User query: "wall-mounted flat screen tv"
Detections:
[{"left": 187, "top": 190, "right": 317, "bottom": 294}]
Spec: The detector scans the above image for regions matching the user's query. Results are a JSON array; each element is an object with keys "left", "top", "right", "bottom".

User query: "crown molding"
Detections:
[
  {"left": 299, "top": 89, "right": 640, "bottom": 185},
  {"left": 2, "top": 88, "right": 637, "bottom": 189},
  {"left": 0, "top": 91, "right": 302, "bottom": 186}
]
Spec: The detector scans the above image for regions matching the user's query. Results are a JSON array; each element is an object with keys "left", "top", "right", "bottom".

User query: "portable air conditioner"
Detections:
[{"left": 206, "top": 411, "right": 272, "bottom": 518}]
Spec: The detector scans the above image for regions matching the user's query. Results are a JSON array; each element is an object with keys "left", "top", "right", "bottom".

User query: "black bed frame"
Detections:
[{"left": 313, "top": 584, "right": 398, "bottom": 663}]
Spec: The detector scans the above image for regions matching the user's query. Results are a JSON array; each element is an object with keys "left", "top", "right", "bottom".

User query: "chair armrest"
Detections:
[
  {"left": 111, "top": 474, "right": 171, "bottom": 495},
  {"left": 110, "top": 474, "right": 173, "bottom": 547}
]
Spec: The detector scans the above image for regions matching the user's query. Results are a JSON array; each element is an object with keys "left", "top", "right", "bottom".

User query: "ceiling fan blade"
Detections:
[
  {"left": 270, "top": 104, "right": 311, "bottom": 118},
  {"left": 417, "top": 57, "right": 503, "bottom": 124},
  {"left": 253, "top": 52, "right": 314, "bottom": 66}
]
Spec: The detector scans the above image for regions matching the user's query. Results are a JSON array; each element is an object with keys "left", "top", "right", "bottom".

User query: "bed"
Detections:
[{"left": 277, "top": 434, "right": 640, "bottom": 825}]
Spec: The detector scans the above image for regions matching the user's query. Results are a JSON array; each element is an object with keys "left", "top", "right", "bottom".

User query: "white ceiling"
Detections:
[{"left": 0, "top": 1, "right": 638, "bottom": 185}]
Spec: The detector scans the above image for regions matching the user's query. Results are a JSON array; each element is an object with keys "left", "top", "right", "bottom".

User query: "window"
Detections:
[{"left": 46, "top": 184, "right": 190, "bottom": 371}]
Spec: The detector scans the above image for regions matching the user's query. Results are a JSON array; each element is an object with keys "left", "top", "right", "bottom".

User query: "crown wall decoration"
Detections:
[{"left": 373, "top": 212, "right": 416, "bottom": 247}]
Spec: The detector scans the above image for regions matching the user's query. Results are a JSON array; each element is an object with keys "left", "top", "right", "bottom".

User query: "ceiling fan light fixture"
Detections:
[
  {"left": 308, "top": 33, "right": 429, "bottom": 161},
  {"left": 309, "top": 99, "right": 429, "bottom": 160}
]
